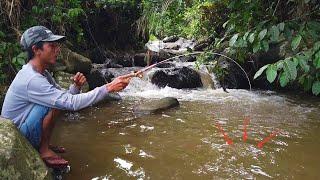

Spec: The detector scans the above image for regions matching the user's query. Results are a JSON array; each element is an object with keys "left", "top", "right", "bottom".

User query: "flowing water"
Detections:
[{"left": 52, "top": 73, "right": 320, "bottom": 179}]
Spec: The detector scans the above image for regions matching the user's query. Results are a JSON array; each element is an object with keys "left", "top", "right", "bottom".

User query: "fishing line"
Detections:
[{"left": 130, "top": 50, "right": 254, "bottom": 147}]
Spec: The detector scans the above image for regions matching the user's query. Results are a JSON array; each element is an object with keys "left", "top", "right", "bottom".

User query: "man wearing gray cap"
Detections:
[{"left": 1, "top": 26, "right": 132, "bottom": 168}]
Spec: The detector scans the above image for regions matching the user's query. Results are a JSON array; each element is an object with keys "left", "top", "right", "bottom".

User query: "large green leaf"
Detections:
[
  {"left": 248, "top": 33, "right": 255, "bottom": 43},
  {"left": 243, "top": 31, "right": 250, "bottom": 41},
  {"left": 312, "top": 81, "right": 320, "bottom": 95},
  {"left": 284, "top": 59, "right": 297, "bottom": 80},
  {"left": 254, "top": 64, "right": 269, "bottom": 79},
  {"left": 229, "top": 33, "right": 239, "bottom": 47},
  {"left": 297, "top": 55, "right": 310, "bottom": 72},
  {"left": 266, "top": 65, "right": 277, "bottom": 83},
  {"left": 258, "top": 29, "right": 268, "bottom": 40},
  {"left": 279, "top": 71, "right": 289, "bottom": 87},
  {"left": 276, "top": 60, "right": 284, "bottom": 70},
  {"left": 253, "top": 42, "right": 261, "bottom": 53},
  {"left": 291, "top": 34, "right": 302, "bottom": 50},
  {"left": 270, "top": 25, "right": 280, "bottom": 42}
]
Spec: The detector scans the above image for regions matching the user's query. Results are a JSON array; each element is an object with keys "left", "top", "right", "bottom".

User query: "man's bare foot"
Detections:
[
  {"left": 40, "top": 148, "right": 68, "bottom": 168},
  {"left": 39, "top": 148, "right": 58, "bottom": 158}
]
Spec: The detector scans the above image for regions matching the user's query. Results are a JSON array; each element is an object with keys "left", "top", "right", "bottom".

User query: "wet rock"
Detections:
[
  {"left": 59, "top": 47, "right": 92, "bottom": 74},
  {"left": 151, "top": 67, "right": 202, "bottom": 89},
  {"left": 88, "top": 47, "right": 108, "bottom": 64},
  {"left": 164, "top": 43, "right": 180, "bottom": 50},
  {"left": 114, "top": 55, "right": 133, "bottom": 67},
  {"left": 53, "top": 71, "right": 89, "bottom": 92},
  {"left": 104, "top": 58, "right": 123, "bottom": 68},
  {"left": 134, "top": 97, "right": 179, "bottom": 114},
  {"left": 86, "top": 68, "right": 114, "bottom": 90},
  {"left": 163, "top": 36, "right": 179, "bottom": 43},
  {"left": 198, "top": 71, "right": 215, "bottom": 89},
  {"left": 0, "top": 118, "right": 51, "bottom": 180},
  {"left": 178, "top": 55, "right": 197, "bottom": 62},
  {"left": 156, "top": 62, "right": 176, "bottom": 68},
  {"left": 193, "top": 37, "right": 214, "bottom": 51},
  {"left": 133, "top": 53, "right": 147, "bottom": 67},
  {"left": 193, "top": 42, "right": 209, "bottom": 51},
  {"left": 146, "top": 38, "right": 196, "bottom": 55},
  {"left": 215, "top": 49, "right": 249, "bottom": 89}
]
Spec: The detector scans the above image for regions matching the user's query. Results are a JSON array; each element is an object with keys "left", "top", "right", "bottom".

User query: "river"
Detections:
[{"left": 52, "top": 76, "right": 320, "bottom": 179}]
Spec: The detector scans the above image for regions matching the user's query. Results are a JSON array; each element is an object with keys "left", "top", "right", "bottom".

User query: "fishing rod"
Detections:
[{"left": 129, "top": 51, "right": 252, "bottom": 91}]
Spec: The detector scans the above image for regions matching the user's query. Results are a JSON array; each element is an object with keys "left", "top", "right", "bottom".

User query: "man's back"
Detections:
[{"left": 1, "top": 63, "right": 49, "bottom": 127}]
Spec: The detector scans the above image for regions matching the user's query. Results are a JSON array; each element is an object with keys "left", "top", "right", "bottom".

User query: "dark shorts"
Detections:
[{"left": 19, "top": 104, "right": 50, "bottom": 150}]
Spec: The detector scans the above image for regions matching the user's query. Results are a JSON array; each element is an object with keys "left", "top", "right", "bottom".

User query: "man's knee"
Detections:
[
  {"left": 19, "top": 104, "right": 50, "bottom": 149},
  {"left": 44, "top": 109, "right": 60, "bottom": 122}
]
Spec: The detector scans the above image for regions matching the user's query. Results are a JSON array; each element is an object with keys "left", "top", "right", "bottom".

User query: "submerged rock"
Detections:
[
  {"left": 134, "top": 97, "right": 179, "bottom": 114},
  {"left": 151, "top": 67, "right": 202, "bottom": 89},
  {"left": 0, "top": 118, "right": 51, "bottom": 179}
]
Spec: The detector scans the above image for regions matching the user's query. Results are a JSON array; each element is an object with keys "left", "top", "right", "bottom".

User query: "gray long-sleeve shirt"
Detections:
[{"left": 1, "top": 63, "right": 109, "bottom": 128}]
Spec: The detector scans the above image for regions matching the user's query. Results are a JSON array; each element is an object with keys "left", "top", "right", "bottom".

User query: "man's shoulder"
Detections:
[{"left": 11, "top": 64, "right": 44, "bottom": 88}]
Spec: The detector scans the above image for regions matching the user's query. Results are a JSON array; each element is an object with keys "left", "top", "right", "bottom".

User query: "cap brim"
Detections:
[{"left": 41, "top": 35, "right": 66, "bottom": 42}]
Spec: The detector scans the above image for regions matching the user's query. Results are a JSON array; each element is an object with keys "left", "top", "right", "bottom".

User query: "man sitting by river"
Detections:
[{"left": 1, "top": 26, "right": 132, "bottom": 168}]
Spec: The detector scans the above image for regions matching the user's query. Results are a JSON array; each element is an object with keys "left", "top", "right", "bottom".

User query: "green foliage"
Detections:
[
  {"left": 141, "top": 1, "right": 223, "bottom": 39},
  {"left": 212, "top": 0, "right": 320, "bottom": 95},
  {"left": 0, "top": 32, "right": 25, "bottom": 84},
  {"left": 254, "top": 41, "right": 320, "bottom": 93},
  {"left": 27, "top": 0, "right": 85, "bottom": 43}
]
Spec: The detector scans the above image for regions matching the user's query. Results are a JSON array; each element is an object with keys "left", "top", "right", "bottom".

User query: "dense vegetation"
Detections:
[{"left": 1, "top": 0, "right": 320, "bottom": 95}]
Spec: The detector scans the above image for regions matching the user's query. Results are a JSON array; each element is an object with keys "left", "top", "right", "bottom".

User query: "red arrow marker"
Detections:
[
  {"left": 215, "top": 122, "right": 233, "bottom": 145},
  {"left": 243, "top": 117, "right": 250, "bottom": 142},
  {"left": 257, "top": 130, "right": 279, "bottom": 149}
]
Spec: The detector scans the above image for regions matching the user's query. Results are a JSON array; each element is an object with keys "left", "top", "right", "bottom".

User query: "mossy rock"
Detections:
[
  {"left": 59, "top": 47, "right": 92, "bottom": 74},
  {"left": 53, "top": 71, "right": 89, "bottom": 93},
  {"left": 0, "top": 118, "right": 52, "bottom": 180}
]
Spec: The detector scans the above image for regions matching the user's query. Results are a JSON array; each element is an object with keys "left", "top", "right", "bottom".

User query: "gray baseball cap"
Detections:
[{"left": 20, "top": 26, "right": 65, "bottom": 50}]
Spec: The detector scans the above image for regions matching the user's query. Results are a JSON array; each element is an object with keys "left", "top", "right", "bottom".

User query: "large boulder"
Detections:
[
  {"left": 59, "top": 47, "right": 92, "bottom": 74},
  {"left": 151, "top": 67, "right": 203, "bottom": 89},
  {"left": 215, "top": 49, "right": 249, "bottom": 89},
  {"left": 133, "top": 53, "right": 147, "bottom": 67},
  {"left": 134, "top": 97, "right": 179, "bottom": 114},
  {"left": 0, "top": 118, "right": 51, "bottom": 179},
  {"left": 86, "top": 66, "right": 114, "bottom": 90}
]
